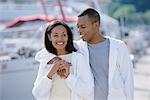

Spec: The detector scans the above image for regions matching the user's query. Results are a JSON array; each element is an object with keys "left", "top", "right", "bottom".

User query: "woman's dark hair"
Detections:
[{"left": 44, "top": 20, "right": 77, "bottom": 55}]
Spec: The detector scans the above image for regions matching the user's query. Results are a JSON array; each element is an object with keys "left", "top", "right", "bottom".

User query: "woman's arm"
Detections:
[
  {"left": 32, "top": 59, "right": 68, "bottom": 100},
  {"left": 32, "top": 62, "right": 52, "bottom": 100}
]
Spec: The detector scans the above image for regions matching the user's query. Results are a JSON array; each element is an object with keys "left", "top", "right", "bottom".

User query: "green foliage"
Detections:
[
  {"left": 112, "top": 4, "right": 136, "bottom": 19},
  {"left": 108, "top": 2, "right": 121, "bottom": 16},
  {"left": 126, "top": 12, "right": 144, "bottom": 24},
  {"left": 143, "top": 10, "right": 150, "bottom": 24},
  {"left": 107, "top": 0, "right": 150, "bottom": 24},
  {"left": 125, "top": 10, "right": 150, "bottom": 25}
]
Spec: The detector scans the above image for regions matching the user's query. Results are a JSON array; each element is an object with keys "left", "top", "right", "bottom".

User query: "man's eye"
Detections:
[{"left": 81, "top": 26, "right": 86, "bottom": 28}]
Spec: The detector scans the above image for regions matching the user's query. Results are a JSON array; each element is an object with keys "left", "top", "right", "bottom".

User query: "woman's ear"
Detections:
[{"left": 47, "top": 34, "right": 52, "bottom": 41}]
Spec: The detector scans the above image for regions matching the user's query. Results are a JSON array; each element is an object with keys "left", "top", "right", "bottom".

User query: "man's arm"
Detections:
[
  {"left": 118, "top": 42, "right": 134, "bottom": 100},
  {"left": 35, "top": 48, "right": 56, "bottom": 65},
  {"left": 73, "top": 40, "right": 89, "bottom": 62}
]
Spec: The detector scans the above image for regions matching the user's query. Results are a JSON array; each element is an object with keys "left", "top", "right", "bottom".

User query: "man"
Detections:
[
  {"left": 34, "top": 8, "right": 134, "bottom": 100},
  {"left": 76, "top": 8, "right": 134, "bottom": 100}
]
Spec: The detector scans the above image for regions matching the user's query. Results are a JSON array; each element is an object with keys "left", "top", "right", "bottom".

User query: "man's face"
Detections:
[{"left": 77, "top": 15, "right": 95, "bottom": 42}]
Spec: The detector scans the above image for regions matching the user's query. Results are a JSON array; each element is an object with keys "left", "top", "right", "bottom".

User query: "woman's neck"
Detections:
[{"left": 57, "top": 50, "right": 69, "bottom": 56}]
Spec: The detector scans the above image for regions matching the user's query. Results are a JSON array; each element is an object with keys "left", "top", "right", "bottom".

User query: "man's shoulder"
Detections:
[
  {"left": 109, "top": 37, "right": 123, "bottom": 43},
  {"left": 108, "top": 37, "right": 125, "bottom": 45},
  {"left": 108, "top": 37, "right": 128, "bottom": 51}
]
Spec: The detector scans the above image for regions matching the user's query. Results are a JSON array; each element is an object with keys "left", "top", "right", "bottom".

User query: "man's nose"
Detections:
[
  {"left": 78, "top": 28, "right": 83, "bottom": 35},
  {"left": 79, "top": 32, "right": 83, "bottom": 35},
  {"left": 79, "top": 30, "right": 84, "bottom": 35}
]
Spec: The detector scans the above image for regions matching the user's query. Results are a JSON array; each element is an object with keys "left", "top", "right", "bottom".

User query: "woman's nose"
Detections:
[{"left": 57, "top": 36, "right": 64, "bottom": 41}]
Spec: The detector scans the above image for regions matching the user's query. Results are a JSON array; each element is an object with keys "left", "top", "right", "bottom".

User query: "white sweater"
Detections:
[
  {"left": 32, "top": 51, "right": 94, "bottom": 100},
  {"left": 74, "top": 38, "right": 134, "bottom": 100}
]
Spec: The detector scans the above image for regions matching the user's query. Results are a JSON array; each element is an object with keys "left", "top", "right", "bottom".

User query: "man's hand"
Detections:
[
  {"left": 47, "top": 58, "right": 72, "bottom": 79},
  {"left": 47, "top": 57, "right": 62, "bottom": 64},
  {"left": 47, "top": 59, "right": 66, "bottom": 79},
  {"left": 57, "top": 61, "right": 72, "bottom": 79},
  {"left": 57, "top": 66, "right": 70, "bottom": 79}
]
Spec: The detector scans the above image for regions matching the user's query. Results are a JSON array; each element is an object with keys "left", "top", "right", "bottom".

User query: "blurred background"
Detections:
[{"left": 0, "top": 0, "right": 149, "bottom": 100}]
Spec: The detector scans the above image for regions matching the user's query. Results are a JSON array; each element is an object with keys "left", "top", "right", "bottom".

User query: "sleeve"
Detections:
[
  {"left": 32, "top": 62, "right": 53, "bottom": 100},
  {"left": 74, "top": 40, "right": 89, "bottom": 62},
  {"left": 35, "top": 48, "right": 56, "bottom": 63},
  {"left": 65, "top": 53, "right": 94, "bottom": 98},
  {"left": 118, "top": 42, "right": 134, "bottom": 100},
  {"left": 74, "top": 40, "right": 87, "bottom": 54}
]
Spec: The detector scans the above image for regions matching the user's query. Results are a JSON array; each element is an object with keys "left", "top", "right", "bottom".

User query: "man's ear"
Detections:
[
  {"left": 94, "top": 21, "right": 99, "bottom": 28},
  {"left": 47, "top": 34, "right": 52, "bottom": 41}
]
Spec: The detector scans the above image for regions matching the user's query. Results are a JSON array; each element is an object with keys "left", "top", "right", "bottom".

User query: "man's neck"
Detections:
[{"left": 88, "top": 33, "right": 106, "bottom": 44}]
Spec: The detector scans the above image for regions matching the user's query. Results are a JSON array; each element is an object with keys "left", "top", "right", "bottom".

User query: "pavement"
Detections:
[{"left": 134, "top": 47, "right": 150, "bottom": 100}]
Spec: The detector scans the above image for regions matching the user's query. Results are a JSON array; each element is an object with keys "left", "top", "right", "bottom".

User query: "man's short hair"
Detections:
[{"left": 78, "top": 8, "right": 100, "bottom": 24}]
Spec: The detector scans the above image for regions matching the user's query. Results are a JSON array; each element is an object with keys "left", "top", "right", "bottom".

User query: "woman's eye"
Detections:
[
  {"left": 63, "top": 34, "right": 67, "bottom": 36},
  {"left": 53, "top": 34, "right": 58, "bottom": 37}
]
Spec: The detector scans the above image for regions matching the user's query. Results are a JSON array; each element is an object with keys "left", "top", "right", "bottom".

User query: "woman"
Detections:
[{"left": 32, "top": 20, "right": 94, "bottom": 100}]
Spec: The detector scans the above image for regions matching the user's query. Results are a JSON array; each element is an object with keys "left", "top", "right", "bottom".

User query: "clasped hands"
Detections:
[{"left": 47, "top": 57, "right": 72, "bottom": 80}]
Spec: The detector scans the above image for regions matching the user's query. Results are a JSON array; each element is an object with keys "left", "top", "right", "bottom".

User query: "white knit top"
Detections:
[{"left": 49, "top": 53, "right": 73, "bottom": 100}]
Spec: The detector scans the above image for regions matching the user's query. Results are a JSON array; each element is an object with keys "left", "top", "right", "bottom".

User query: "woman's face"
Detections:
[{"left": 49, "top": 25, "right": 68, "bottom": 52}]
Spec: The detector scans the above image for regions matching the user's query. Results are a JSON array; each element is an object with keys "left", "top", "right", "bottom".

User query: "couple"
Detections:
[{"left": 32, "top": 8, "right": 134, "bottom": 100}]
